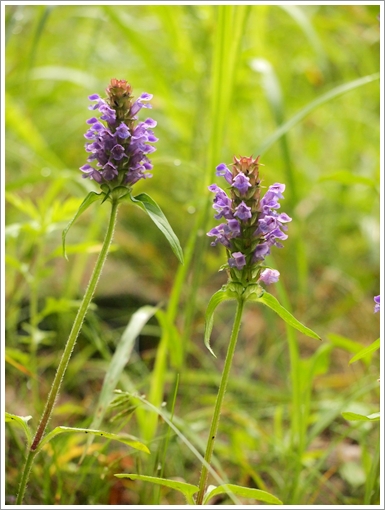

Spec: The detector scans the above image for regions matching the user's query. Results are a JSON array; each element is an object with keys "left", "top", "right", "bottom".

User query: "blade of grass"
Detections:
[
  {"left": 280, "top": 5, "right": 328, "bottom": 74},
  {"left": 182, "top": 5, "right": 251, "bottom": 355},
  {"left": 131, "top": 393, "right": 241, "bottom": 505},
  {"left": 155, "top": 374, "right": 180, "bottom": 504},
  {"left": 256, "top": 73, "right": 379, "bottom": 155},
  {"left": 139, "top": 6, "right": 250, "bottom": 444},
  {"left": 6, "top": 93, "right": 66, "bottom": 171},
  {"left": 80, "top": 305, "right": 157, "bottom": 461}
]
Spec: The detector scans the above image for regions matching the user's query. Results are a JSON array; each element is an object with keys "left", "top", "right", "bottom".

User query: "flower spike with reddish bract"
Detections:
[
  {"left": 208, "top": 155, "right": 291, "bottom": 286},
  {"left": 80, "top": 79, "right": 158, "bottom": 189}
]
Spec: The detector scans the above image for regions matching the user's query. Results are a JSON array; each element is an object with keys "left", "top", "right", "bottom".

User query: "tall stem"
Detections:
[
  {"left": 196, "top": 298, "right": 245, "bottom": 505},
  {"left": 16, "top": 199, "right": 120, "bottom": 505}
]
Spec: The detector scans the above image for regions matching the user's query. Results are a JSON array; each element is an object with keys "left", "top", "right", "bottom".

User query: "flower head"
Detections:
[
  {"left": 208, "top": 156, "right": 291, "bottom": 286},
  {"left": 80, "top": 79, "right": 158, "bottom": 189}
]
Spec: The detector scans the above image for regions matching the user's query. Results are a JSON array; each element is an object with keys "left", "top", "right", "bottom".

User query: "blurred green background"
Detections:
[{"left": 5, "top": 4, "right": 380, "bottom": 506}]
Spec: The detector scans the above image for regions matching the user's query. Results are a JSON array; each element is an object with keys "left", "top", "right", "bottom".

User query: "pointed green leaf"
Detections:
[
  {"left": 114, "top": 474, "right": 198, "bottom": 504},
  {"left": 130, "top": 193, "right": 183, "bottom": 264},
  {"left": 35, "top": 426, "right": 149, "bottom": 454},
  {"left": 62, "top": 191, "right": 103, "bottom": 260},
  {"left": 342, "top": 412, "right": 380, "bottom": 422},
  {"left": 205, "top": 287, "right": 236, "bottom": 357},
  {"left": 254, "top": 292, "right": 321, "bottom": 340},
  {"left": 5, "top": 412, "right": 33, "bottom": 446},
  {"left": 203, "top": 484, "right": 283, "bottom": 505},
  {"left": 349, "top": 338, "right": 380, "bottom": 365}
]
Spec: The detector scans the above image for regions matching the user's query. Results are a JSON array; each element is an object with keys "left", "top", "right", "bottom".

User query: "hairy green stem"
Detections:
[
  {"left": 196, "top": 298, "right": 245, "bottom": 505},
  {"left": 16, "top": 199, "right": 119, "bottom": 505}
]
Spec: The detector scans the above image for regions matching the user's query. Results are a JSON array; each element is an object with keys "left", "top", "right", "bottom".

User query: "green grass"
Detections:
[{"left": 5, "top": 4, "right": 380, "bottom": 506}]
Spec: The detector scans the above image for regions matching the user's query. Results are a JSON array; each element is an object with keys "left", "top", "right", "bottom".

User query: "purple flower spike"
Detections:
[
  {"left": 258, "top": 268, "right": 280, "bottom": 285},
  {"left": 81, "top": 79, "right": 157, "bottom": 187},
  {"left": 207, "top": 156, "right": 291, "bottom": 285},
  {"left": 374, "top": 295, "right": 380, "bottom": 313}
]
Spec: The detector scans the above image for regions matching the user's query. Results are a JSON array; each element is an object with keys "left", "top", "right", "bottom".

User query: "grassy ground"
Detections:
[{"left": 4, "top": 4, "right": 381, "bottom": 506}]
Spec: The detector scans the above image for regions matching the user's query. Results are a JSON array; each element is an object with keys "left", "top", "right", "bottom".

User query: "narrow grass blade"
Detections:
[
  {"left": 5, "top": 93, "right": 66, "bottom": 171},
  {"left": 254, "top": 291, "right": 321, "bottom": 340},
  {"left": 5, "top": 412, "right": 33, "bottom": 446},
  {"left": 5, "top": 192, "right": 40, "bottom": 221},
  {"left": 81, "top": 305, "right": 157, "bottom": 461},
  {"left": 115, "top": 474, "right": 198, "bottom": 504},
  {"left": 5, "top": 351, "right": 35, "bottom": 378},
  {"left": 280, "top": 5, "right": 328, "bottom": 72},
  {"left": 36, "top": 426, "right": 150, "bottom": 454},
  {"left": 136, "top": 309, "right": 171, "bottom": 442},
  {"left": 129, "top": 393, "right": 241, "bottom": 505},
  {"left": 31, "top": 66, "right": 99, "bottom": 89},
  {"left": 203, "top": 483, "right": 283, "bottom": 505},
  {"left": 257, "top": 73, "right": 379, "bottom": 155},
  {"left": 328, "top": 332, "right": 375, "bottom": 364},
  {"left": 349, "top": 338, "right": 380, "bottom": 365}
]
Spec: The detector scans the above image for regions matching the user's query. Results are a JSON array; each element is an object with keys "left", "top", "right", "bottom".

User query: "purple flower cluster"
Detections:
[
  {"left": 374, "top": 295, "right": 380, "bottom": 313},
  {"left": 80, "top": 79, "right": 158, "bottom": 187},
  {"left": 207, "top": 156, "right": 291, "bottom": 286}
]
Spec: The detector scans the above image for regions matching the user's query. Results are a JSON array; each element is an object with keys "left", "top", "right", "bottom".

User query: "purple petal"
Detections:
[
  {"left": 232, "top": 173, "right": 252, "bottom": 195},
  {"left": 258, "top": 268, "right": 280, "bottom": 285},
  {"left": 374, "top": 295, "right": 380, "bottom": 313},
  {"left": 234, "top": 201, "right": 252, "bottom": 221},
  {"left": 216, "top": 163, "right": 233, "bottom": 184},
  {"left": 228, "top": 252, "right": 246, "bottom": 270}
]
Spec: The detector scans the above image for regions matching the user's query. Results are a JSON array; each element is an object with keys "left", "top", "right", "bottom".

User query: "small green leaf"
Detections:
[
  {"left": 204, "top": 287, "right": 236, "bottom": 357},
  {"left": 254, "top": 291, "right": 321, "bottom": 340},
  {"left": 203, "top": 483, "right": 283, "bottom": 505},
  {"left": 349, "top": 338, "right": 380, "bottom": 365},
  {"left": 35, "top": 426, "right": 150, "bottom": 454},
  {"left": 5, "top": 412, "right": 33, "bottom": 446},
  {"left": 114, "top": 474, "right": 198, "bottom": 504},
  {"left": 130, "top": 193, "right": 183, "bottom": 264},
  {"left": 342, "top": 412, "right": 380, "bottom": 422},
  {"left": 62, "top": 191, "right": 103, "bottom": 260}
]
